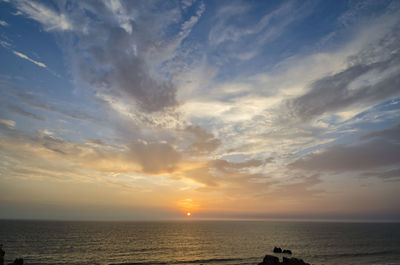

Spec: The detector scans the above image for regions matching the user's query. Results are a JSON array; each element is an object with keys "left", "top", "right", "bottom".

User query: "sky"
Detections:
[{"left": 0, "top": 0, "right": 399, "bottom": 222}]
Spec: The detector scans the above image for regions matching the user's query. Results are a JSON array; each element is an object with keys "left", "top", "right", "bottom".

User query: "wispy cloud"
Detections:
[
  {"left": 103, "top": 0, "right": 133, "bottom": 34},
  {"left": 14, "top": 0, "right": 72, "bottom": 31},
  {"left": 290, "top": 123, "right": 400, "bottom": 172},
  {"left": 363, "top": 168, "right": 400, "bottom": 181},
  {"left": 181, "top": 0, "right": 196, "bottom": 10},
  {"left": 208, "top": 1, "right": 315, "bottom": 61},
  {"left": 12, "top": 50, "right": 47, "bottom": 68},
  {"left": 290, "top": 139, "right": 400, "bottom": 172},
  {"left": 288, "top": 32, "right": 400, "bottom": 121},
  {"left": 7, "top": 104, "right": 45, "bottom": 121},
  {"left": 9, "top": 88, "right": 96, "bottom": 122},
  {"left": 0, "top": 20, "right": 9, "bottom": 27},
  {"left": 209, "top": 1, "right": 300, "bottom": 45},
  {"left": 0, "top": 40, "right": 11, "bottom": 48},
  {"left": 66, "top": 2, "right": 180, "bottom": 113},
  {"left": 0, "top": 118, "right": 15, "bottom": 130}
]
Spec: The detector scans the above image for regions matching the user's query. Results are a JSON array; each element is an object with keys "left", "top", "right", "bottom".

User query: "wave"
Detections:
[
  {"left": 316, "top": 249, "right": 400, "bottom": 259},
  {"left": 130, "top": 248, "right": 169, "bottom": 252},
  {"left": 109, "top": 261, "right": 168, "bottom": 265},
  {"left": 174, "top": 257, "right": 252, "bottom": 264},
  {"left": 109, "top": 256, "right": 259, "bottom": 265},
  {"left": 25, "top": 262, "right": 104, "bottom": 265}
]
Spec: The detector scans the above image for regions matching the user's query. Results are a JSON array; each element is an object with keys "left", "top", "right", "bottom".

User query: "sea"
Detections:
[{"left": 0, "top": 220, "right": 399, "bottom": 265}]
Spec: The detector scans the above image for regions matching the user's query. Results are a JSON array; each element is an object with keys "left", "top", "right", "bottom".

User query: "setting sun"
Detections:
[{"left": 186, "top": 212, "right": 191, "bottom": 217}]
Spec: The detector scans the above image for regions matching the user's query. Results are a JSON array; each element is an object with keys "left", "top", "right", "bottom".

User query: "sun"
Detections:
[{"left": 186, "top": 212, "right": 191, "bottom": 217}]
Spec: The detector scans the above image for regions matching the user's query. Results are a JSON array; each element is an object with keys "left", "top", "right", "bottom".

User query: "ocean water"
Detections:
[{"left": 0, "top": 220, "right": 399, "bottom": 265}]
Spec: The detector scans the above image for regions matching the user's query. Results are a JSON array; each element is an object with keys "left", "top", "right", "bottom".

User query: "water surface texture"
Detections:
[{"left": 0, "top": 220, "right": 399, "bottom": 265}]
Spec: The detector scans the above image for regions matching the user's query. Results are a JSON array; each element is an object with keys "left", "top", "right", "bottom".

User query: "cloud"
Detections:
[
  {"left": 103, "top": 0, "right": 133, "bottom": 34},
  {"left": 0, "top": 119, "right": 15, "bottom": 130},
  {"left": 182, "top": 166, "right": 219, "bottom": 187},
  {"left": 85, "top": 139, "right": 114, "bottom": 148},
  {"left": 12, "top": 50, "right": 47, "bottom": 68},
  {"left": 82, "top": 50, "right": 178, "bottom": 113},
  {"left": 209, "top": 158, "right": 265, "bottom": 173},
  {"left": 208, "top": 1, "right": 314, "bottom": 60},
  {"left": 289, "top": 121, "right": 400, "bottom": 173},
  {"left": 209, "top": 1, "right": 279, "bottom": 45},
  {"left": 127, "top": 141, "right": 181, "bottom": 174},
  {"left": 178, "top": 156, "right": 269, "bottom": 190},
  {"left": 0, "top": 40, "right": 11, "bottom": 48},
  {"left": 7, "top": 104, "right": 45, "bottom": 121},
  {"left": 359, "top": 122, "right": 400, "bottom": 142},
  {"left": 268, "top": 174, "right": 323, "bottom": 201},
  {"left": 0, "top": 20, "right": 9, "bottom": 27},
  {"left": 288, "top": 23, "right": 400, "bottom": 121},
  {"left": 14, "top": 0, "right": 72, "bottom": 31},
  {"left": 0, "top": 129, "right": 271, "bottom": 195},
  {"left": 14, "top": 88, "right": 95, "bottom": 121},
  {"left": 181, "top": 1, "right": 204, "bottom": 33},
  {"left": 26, "top": 0, "right": 200, "bottom": 117},
  {"left": 0, "top": 132, "right": 182, "bottom": 177},
  {"left": 185, "top": 125, "right": 221, "bottom": 154},
  {"left": 181, "top": 0, "right": 196, "bottom": 10},
  {"left": 174, "top": 4, "right": 400, "bottom": 168},
  {"left": 363, "top": 168, "right": 400, "bottom": 181},
  {"left": 61, "top": 1, "right": 204, "bottom": 113}
]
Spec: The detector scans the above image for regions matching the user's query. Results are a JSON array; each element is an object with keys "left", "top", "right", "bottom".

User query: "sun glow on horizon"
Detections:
[{"left": 186, "top": 212, "right": 191, "bottom": 217}]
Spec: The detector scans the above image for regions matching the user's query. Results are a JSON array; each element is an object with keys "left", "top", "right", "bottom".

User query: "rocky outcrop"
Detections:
[
  {"left": 282, "top": 249, "right": 292, "bottom": 254},
  {"left": 282, "top": 257, "right": 309, "bottom": 265},
  {"left": 0, "top": 245, "right": 4, "bottom": 265},
  {"left": 274, "top": 247, "right": 292, "bottom": 255},
  {"left": 273, "top": 247, "right": 282, "bottom": 253},
  {"left": 259, "top": 255, "right": 280, "bottom": 265},
  {"left": 0, "top": 245, "right": 24, "bottom": 265},
  {"left": 7, "top": 258, "right": 24, "bottom": 265},
  {"left": 258, "top": 255, "right": 310, "bottom": 265}
]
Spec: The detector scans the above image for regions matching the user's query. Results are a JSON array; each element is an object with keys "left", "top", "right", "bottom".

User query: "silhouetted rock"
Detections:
[
  {"left": 282, "top": 249, "right": 292, "bottom": 254},
  {"left": 258, "top": 255, "right": 280, "bottom": 265},
  {"left": 282, "top": 257, "right": 309, "bottom": 265},
  {"left": 258, "top": 255, "right": 310, "bottom": 265},
  {"left": 0, "top": 244, "right": 4, "bottom": 265},
  {"left": 7, "top": 258, "right": 24, "bottom": 265},
  {"left": 273, "top": 247, "right": 283, "bottom": 253}
]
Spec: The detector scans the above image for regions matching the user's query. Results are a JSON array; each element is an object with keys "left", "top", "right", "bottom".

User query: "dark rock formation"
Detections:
[
  {"left": 0, "top": 244, "right": 5, "bottom": 265},
  {"left": 7, "top": 258, "right": 24, "bottom": 265},
  {"left": 282, "top": 249, "right": 292, "bottom": 254},
  {"left": 282, "top": 257, "right": 309, "bottom": 265},
  {"left": 273, "top": 247, "right": 283, "bottom": 253},
  {"left": 258, "top": 255, "right": 310, "bottom": 265},
  {"left": 274, "top": 247, "right": 292, "bottom": 255},
  {"left": 258, "top": 255, "right": 280, "bottom": 265}
]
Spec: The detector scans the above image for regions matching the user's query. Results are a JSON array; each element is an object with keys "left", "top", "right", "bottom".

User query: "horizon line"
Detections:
[{"left": 1, "top": 217, "right": 399, "bottom": 223}]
